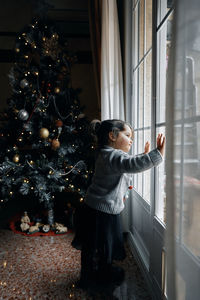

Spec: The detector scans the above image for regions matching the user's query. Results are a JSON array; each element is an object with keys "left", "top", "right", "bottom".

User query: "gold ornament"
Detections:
[
  {"left": 54, "top": 87, "right": 60, "bottom": 94},
  {"left": 39, "top": 128, "right": 49, "bottom": 139},
  {"left": 51, "top": 139, "right": 60, "bottom": 150},
  {"left": 13, "top": 154, "right": 20, "bottom": 163}
]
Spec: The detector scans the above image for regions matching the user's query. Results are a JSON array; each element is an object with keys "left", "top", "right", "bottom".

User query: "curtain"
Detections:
[
  {"left": 166, "top": 0, "right": 200, "bottom": 299},
  {"left": 101, "top": 0, "right": 125, "bottom": 120}
]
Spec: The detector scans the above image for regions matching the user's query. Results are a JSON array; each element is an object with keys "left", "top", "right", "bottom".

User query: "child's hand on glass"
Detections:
[
  {"left": 144, "top": 141, "right": 150, "bottom": 154},
  {"left": 157, "top": 133, "right": 166, "bottom": 156}
]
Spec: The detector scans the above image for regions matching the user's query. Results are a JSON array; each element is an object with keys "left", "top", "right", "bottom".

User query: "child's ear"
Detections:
[{"left": 109, "top": 132, "right": 116, "bottom": 141}]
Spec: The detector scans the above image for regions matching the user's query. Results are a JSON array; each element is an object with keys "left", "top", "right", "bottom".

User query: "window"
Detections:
[
  {"left": 132, "top": 0, "right": 152, "bottom": 203},
  {"left": 132, "top": 0, "right": 174, "bottom": 220},
  {"left": 155, "top": 1, "right": 174, "bottom": 223}
]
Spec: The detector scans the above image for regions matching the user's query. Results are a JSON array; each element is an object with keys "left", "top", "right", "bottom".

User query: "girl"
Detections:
[{"left": 76, "top": 119, "right": 165, "bottom": 288}]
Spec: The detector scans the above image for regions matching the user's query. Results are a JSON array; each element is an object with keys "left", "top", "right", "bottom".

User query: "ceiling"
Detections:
[
  {"left": 33, "top": 0, "right": 90, "bottom": 39},
  {"left": 0, "top": 0, "right": 91, "bottom": 63}
]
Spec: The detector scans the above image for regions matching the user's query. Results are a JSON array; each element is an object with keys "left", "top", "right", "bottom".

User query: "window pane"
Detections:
[
  {"left": 139, "top": 62, "right": 144, "bottom": 128},
  {"left": 133, "top": 70, "right": 138, "bottom": 128},
  {"left": 156, "top": 12, "right": 173, "bottom": 124},
  {"left": 155, "top": 126, "right": 166, "bottom": 223},
  {"left": 143, "top": 169, "right": 151, "bottom": 203},
  {"left": 137, "top": 130, "right": 144, "bottom": 196},
  {"left": 132, "top": 128, "right": 138, "bottom": 188},
  {"left": 139, "top": 0, "right": 144, "bottom": 61},
  {"left": 182, "top": 122, "right": 200, "bottom": 257},
  {"left": 184, "top": 57, "right": 197, "bottom": 119},
  {"left": 143, "top": 129, "right": 152, "bottom": 203},
  {"left": 133, "top": 5, "right": 139, "bottom": 69},
  {"left": 145, "top": 0, "right": 152, "bottom": 52},
  {"left": 144, "top": 51, "right": 152, "bottom": 127},
  {"left": 157, "top": 0, "right": 173, "bottom": 26}
]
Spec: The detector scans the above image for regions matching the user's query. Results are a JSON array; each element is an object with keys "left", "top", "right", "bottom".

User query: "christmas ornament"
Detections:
[
  {"left": 54, "top": 87, "right": 60, "bottom": 93},
  {"left": 20, "top": 79, "right": 29, "bottom": 89},
  {"left": 78, "top": 113, "right": 85, "bottom": 119},
  {"left": 13, "top": 154, "right": 20, "bottom": 163},
  {"left": 55, "top": 120, "right": 63, "bottom": 127},
  {"left": 18, "top": 109, "right": 29, "bottom": 121},
  {"left": 51, "top": 139, "right": 60, "bottom": 150},
  {"left": 39, "top": 128, "right": 49, "bottom": 139},
  {"left": 42, "top": 224, "right": 50, "bottom": 233}
]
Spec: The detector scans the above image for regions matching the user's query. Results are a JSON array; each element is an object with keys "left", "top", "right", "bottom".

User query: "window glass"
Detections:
[
  {"left": 157, "top": 0, "right": 173, "bottom": 26},
  {"left": 145, "top": 0, "right": 152, "bottom": 52},
  {"left": 137, "top": 130, "right": 144, "bottom": 195},
  {"left": 133, "top": 6, "right": 139, "bottom": 69},
  {"left": 139, "top": 63, "right": 144, "bottom": 128},
  {"left": 155, "top": 126, "right": 166, "bottom": 222},
  {"left": 182, "top": 121, "right": 200, "bottom": 257},
  {"left": 139, "top": 0, "right": 144, "bottom": 61},
  {"left": 144, "top": 52, "right": 152, "bottom": 127},
  {"left": 155, "top": 10, "right": 174, "bottom": 222},
  {"left": 132, "top": 0, "right": 153, "bottom": 203},
  {"left": 143, "top": 129, "right": 151, "bottom": 203}
]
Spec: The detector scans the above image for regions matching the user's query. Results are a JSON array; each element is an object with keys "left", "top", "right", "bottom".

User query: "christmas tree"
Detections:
[{"left": 0, "top": 19, "right": 94, "bottom": 227}]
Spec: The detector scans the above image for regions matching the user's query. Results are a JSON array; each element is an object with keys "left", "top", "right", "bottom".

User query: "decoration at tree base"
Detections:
[
  {"left": 0, "top": 18, "right": 95, "bottom": 224},
  {"left": 10, "top": 212, "right": 70, "bottom": 236}
]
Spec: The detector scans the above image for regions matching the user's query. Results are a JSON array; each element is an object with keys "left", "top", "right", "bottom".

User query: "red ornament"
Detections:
[
  {"left": 128, "top": 185, "right": 133, "bottom": 190},
  {"left": 55, "top": 119, "right": 63, "bottom": 127}
]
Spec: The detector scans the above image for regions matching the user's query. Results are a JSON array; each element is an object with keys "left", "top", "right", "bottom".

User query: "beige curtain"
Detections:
[{"left": 100, "top": 0, "right": 125, "bottom": 121}]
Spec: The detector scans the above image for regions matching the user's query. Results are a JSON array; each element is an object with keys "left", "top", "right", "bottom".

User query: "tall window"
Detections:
[
  {"left": 155, "top": 0, "right": 174, "bottom": 223},
  {"left": 132, "top": 0, "right": 174, "bottom": 221},
  {"left": 132, "top": 0, "right": 152, "bottom": 203}
]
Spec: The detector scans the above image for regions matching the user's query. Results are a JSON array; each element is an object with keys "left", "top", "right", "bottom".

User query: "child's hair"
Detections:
[{"left": 90, "top": 119, "right": 133, "bottom": 148}]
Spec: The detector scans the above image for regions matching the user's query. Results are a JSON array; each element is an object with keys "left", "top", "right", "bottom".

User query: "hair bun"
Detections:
[{"left": 90, "top": 119, "right": 101, "bottom": 135}]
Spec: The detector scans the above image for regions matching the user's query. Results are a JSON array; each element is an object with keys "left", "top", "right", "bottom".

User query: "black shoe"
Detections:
[{"left": 110, "top": 265, "right": 125, "bottom": 284}]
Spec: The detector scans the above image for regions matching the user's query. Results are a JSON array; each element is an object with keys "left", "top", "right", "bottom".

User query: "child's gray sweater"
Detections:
[{"left": 85, "top": 146, "right": 163, "bottom": 214}]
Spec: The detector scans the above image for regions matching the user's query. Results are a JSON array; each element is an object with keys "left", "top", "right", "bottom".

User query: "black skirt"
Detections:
[{"left": 72, "top": 203, "right": 126, "bottom": 264}]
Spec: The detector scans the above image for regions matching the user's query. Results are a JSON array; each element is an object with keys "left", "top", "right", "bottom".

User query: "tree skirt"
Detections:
[{"left": 9, "top": 213, "right": 71, "bottom": 236}]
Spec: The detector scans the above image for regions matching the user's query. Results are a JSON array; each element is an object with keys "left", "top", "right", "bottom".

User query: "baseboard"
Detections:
[{"left": 127, "top": 231, "right": 158, "bottom": 300}]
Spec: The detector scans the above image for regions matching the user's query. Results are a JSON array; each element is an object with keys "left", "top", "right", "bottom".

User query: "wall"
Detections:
[{"left": 0, "top": 0, "right": 99, "bottom": 121}]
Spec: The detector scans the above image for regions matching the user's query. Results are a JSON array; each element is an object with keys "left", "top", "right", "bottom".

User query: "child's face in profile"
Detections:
[{"left": 111, "top": 124, "right": 133, "bottom": 153}]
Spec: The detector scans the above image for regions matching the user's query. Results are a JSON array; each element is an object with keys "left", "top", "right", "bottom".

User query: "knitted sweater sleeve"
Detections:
[{"left": 108, "top": 148, "right": 163, "bottom": 174}]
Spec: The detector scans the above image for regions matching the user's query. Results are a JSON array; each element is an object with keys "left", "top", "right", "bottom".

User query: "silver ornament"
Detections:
[
  {"left": 18, "top": 109, "right": 29, "bottom": 121},
  {"left": 20, "top": 79, "right": 29, "bottom": 89}
]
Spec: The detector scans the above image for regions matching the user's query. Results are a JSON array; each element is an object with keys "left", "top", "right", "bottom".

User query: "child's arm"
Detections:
[{"left": 108, "top": 134, "right": 165, "bottom": 174}]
